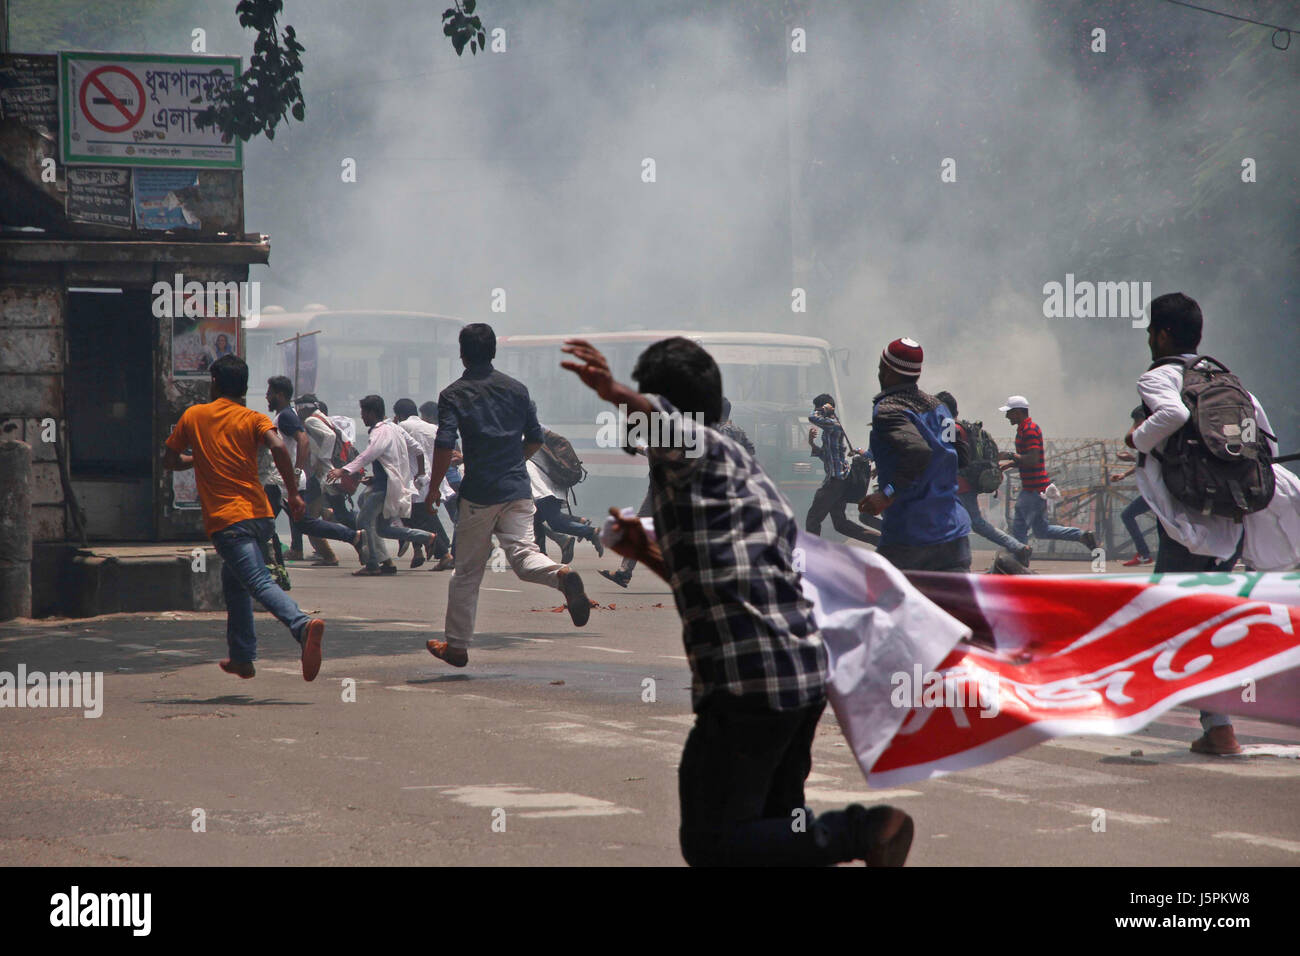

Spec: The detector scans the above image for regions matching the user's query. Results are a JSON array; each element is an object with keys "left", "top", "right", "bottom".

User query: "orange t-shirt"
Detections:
[{"left": 166, "top": 397, "right": 276, "bottom": 536}]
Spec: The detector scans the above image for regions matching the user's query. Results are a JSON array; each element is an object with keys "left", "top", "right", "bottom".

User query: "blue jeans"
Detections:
[
  {"left": 1011, "top": 489, "right": 1086, "bottom": 547},
  {"left": 1121, "top": 495, "right": 1152, "bottom": 560},
  {"left": 958, "top": 491, "right": 1025, "bottom": 553},
  {"left": 535, "top": 496, "right": 595, "bottom": 542},
  {"left": 357, "top": 487, "right": 390, "bottom": 567},
  {"left": 210, "top": 517, "right": 310, "bottom": 664}
]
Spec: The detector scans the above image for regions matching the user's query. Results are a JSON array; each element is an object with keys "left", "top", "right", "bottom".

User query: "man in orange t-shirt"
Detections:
[{"left": 163, "top": 355, "right": 325, "bottom": 681}]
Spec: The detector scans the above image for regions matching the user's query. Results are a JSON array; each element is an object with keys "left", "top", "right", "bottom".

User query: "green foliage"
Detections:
[
  {"left": 194, "top": 0, "right": 306, "bottom": 143},
  {"left": 443, "top": 0, "right": 488, "bottom": 56}
]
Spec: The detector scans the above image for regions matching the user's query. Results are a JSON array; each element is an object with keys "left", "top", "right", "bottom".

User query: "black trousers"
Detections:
[
  {"left": 678, "top": 694, "right": 861, "bottom": 866},
  {"left": 1153, "top": 521, "right": 1241, "bottom": 574},
  {"left": 878, "top": 535, "right": 972, "bottom": 572},
  {"left": 405, "top": 506, "right": 450, "bottom": 558},
  {"left": 805, "top": 476, "right": 878, "bottom": 543}
]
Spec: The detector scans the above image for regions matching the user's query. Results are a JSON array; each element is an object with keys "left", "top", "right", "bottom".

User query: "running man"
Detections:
[{"left": 162, "top": 355, "right": 325, "bottom": 681}]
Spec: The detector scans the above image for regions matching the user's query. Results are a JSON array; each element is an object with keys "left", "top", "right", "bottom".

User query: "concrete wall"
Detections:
[{"left": 0, "top": 283, "right": 66, "bottom": 541}]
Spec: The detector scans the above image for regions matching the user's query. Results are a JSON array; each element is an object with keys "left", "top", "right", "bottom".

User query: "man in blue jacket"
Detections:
[{"left": 859, "top": 337, "right": 971, "bottom": 572}]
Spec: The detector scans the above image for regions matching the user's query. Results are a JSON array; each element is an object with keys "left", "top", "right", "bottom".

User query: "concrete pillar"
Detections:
[{"left": 0, "top": 439, "right": 33, "bottom": 619}]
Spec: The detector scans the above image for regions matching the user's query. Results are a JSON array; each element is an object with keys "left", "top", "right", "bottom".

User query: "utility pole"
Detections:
[{"left": 1, "top": 0, "right": 10, "bottom": 54}]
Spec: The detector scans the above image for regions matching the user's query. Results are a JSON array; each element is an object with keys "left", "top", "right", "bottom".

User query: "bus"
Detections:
[
  {"left": 496, "top": 331, "right": 846, "bottom": 519},
  {"left": 242, "top": 309, "right": 465, "bottom": 431}
]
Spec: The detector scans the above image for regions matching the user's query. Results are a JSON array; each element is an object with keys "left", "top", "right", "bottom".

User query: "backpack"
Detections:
[
  {"left": 1150, "top": 355, "right": 1275, "bottom": 519},
  {"left": 536, "top": 428, "right": 586, "bottom": 490},
  {"left": 959, "top": 419, "right": 1004, "bottom": 494},
  {"left": 319, "top": 413, "right": 358, "bottom": 469}
]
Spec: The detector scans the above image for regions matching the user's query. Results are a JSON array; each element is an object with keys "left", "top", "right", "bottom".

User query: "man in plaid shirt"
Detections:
[{"left": 562, "top": 335, "right": 913, "bottom": 867}]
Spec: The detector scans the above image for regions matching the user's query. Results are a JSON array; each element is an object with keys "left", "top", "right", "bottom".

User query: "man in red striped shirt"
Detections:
[{"left": 998, "top": 396, "right": 1096, "bottom": 566}]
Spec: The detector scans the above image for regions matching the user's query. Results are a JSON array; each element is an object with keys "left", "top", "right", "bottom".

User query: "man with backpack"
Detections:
[
  {"left": 1127, "top": 292, "right": 1294, "bottom": 755},
  {"left": 529, "top": 423, "right": 603, "bottom": 563},
  {"left": 935, "top": 391, "right": 1030, "bottom": 565},
  {"left": 806, "top": 393, "right": 879, "bottom": 545},
  {"left": 293, "top": 395, "right": 364, "bottom": 566},
  {"left": 859, "top": 339, "right": 972, "bottom": 572}
]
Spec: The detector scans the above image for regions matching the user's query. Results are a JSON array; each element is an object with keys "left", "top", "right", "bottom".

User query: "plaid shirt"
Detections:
[
  {"left": 645, "top": 395, "right": 827, "bottom": 712},
  {"left": 808, "top": 410, "right": 850, "bottom": 479}
]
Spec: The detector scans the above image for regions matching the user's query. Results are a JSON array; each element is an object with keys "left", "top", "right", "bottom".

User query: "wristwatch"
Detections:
[{"left": 882, "top": 483, "right": 895, "bottom": 498}]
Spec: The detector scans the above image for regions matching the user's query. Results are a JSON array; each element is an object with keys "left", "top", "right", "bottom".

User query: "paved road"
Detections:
[{"left": 2, "top": 544, "right": 1297, "bottom": 866}]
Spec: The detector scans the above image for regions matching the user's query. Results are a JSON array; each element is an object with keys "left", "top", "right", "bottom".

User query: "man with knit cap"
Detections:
[{"left": 859, "top": 337, "right": 972, "bottom": 571}]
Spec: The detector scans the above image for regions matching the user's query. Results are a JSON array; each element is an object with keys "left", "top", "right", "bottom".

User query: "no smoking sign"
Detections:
[
  {"left": 78, "top": 65, "right": 146, "bottom": 134},
  {"left": 59, "top": 52, "right": 241, "bottom": 168}
]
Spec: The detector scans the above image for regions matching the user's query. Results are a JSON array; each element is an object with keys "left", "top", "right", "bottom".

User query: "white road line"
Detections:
[
  {"left": 659, "top": 655, "right": 687, "bottom": 661},
  {"left": 578, "top": 645, "right": 632, "bottom": 654},
  {"left": 1213, "top": 832, "right": 1300, "bottom": 855},
  {"left": 482, "top": 588, "right": 522, "bottom": 593},
  {"left": 385, "top": 684, "right": 444, "bottom": 693},
  {"left": 121, "top": 643, "right": 154, "bottom": 651},
  {"left": 80, "top": 637, "right": 112, "bottom": 644},
  {"left": 805, "top": 787, "right": 922, "bottom": 803}
]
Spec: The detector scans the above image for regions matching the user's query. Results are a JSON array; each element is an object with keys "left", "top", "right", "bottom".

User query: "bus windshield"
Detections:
[{"left": 707, "top": 343, "right": 836, "bottom": 407}]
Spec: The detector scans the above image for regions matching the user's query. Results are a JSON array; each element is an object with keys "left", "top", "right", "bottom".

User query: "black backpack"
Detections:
[
  {"left": 1149, "top": 355, "right": 1275, "bottom": 519},
  {"left": 536, "top": 428, "right": 586, "bottom": 490},
  {"left": 958, "top": 419, "right": 1004, "bottom": 494}
]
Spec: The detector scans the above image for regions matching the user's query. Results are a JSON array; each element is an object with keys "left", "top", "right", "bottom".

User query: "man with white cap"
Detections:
[
  {"left": 998, "top": 395, "right": 1097, "bottom": 564},
  {"left": 859, "top": 337, "right": 971, "bottom": 571}
]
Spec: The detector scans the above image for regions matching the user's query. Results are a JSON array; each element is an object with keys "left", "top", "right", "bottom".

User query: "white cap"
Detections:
[{"left": 999, "top": 395, "right": 1029, "bottom": 411}]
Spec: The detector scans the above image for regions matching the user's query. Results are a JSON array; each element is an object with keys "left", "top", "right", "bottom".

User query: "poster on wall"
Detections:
[
  {"left": 171, "top": 468, "right": 200, "bottom": 510},
  {"left": 66, "top": 167, "right": 133, "bottom": 228},
  {"left": 170, "top": 289, "right": 240, "bottom": 377},
  {"left": 134, "top": 168, "right": 201, "bottom": 230}
]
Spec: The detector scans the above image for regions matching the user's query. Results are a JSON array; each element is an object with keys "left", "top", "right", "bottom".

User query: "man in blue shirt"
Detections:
[
  {"left": 421, "top": 324, "right": 591, "bottom": 667},
  {"left": 859, "top": 337, "right": 972, "bottom": 572}
]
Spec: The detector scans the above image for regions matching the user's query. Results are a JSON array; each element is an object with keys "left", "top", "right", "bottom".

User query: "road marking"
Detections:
[
  {"left": 157, "top": 649, "right": 197, "bottom": 657},
  {"left": 1213, "top": 832, "right": 1300, "bottom": 855},
  {"left": 1050, "top": 801, "right": 1167, "bottom": 825},
  {"left": 482, "top": 588, "right": 522, "bottom": 593},
  {"left": 650, "top": 715, "right": 696, "bottom": 726},
  {"left": 385, "top": 684, "right": 445, "bottom": 693},
  {"left": 659, "top": 655, "right": 687, "bottom": 661},
  {"left": 806, "top": 787, "right": 922, "bottom": 803},
  {"left": 121, "top": 643, "right": 154, "bottom": 651},
  {"left": 80, "top": 637, "right": 112, "bottom": 644},
  {"left": 411, "top": 783, "right": 640, "bottom": 818},
  {"left": 577, "top": 645, "right": 631, "bottom": 654}
]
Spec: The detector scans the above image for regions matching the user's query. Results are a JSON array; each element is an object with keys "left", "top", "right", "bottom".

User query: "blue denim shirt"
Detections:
[{"left": 435, "top": 362, "right": 542, "bottom": 505}]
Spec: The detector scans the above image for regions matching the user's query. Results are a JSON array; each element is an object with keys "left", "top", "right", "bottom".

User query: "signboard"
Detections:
[
  {"left": 0, "top": 54, "right": 58, "bottom": 138},
  {"left": 134, "top": 168, "right": 200, "bottom": 230},
  {"left": 279, "top": 334, "right": 319, "bottom": 395},
  {"left": 59, "top": 52, "right": 241, "bottom": 168},
  {"left": 66, "top": 168, "right": 133, "bottom": 228}
]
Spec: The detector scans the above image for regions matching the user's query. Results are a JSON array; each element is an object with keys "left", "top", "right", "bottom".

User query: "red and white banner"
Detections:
[{"left": 796, "top": 532, "right": 1300, "bottom": 788}]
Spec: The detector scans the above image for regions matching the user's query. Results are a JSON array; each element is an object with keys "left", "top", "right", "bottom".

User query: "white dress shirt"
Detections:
[
  {"left": 1133, "top": 354, "right": 1300, "bottom": 568},
  {"left": 344, "top": 419, "right": 413, "bottom": 519},
  {"left": 526, "top": 457, "right": 561, "bottom": 502}
]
